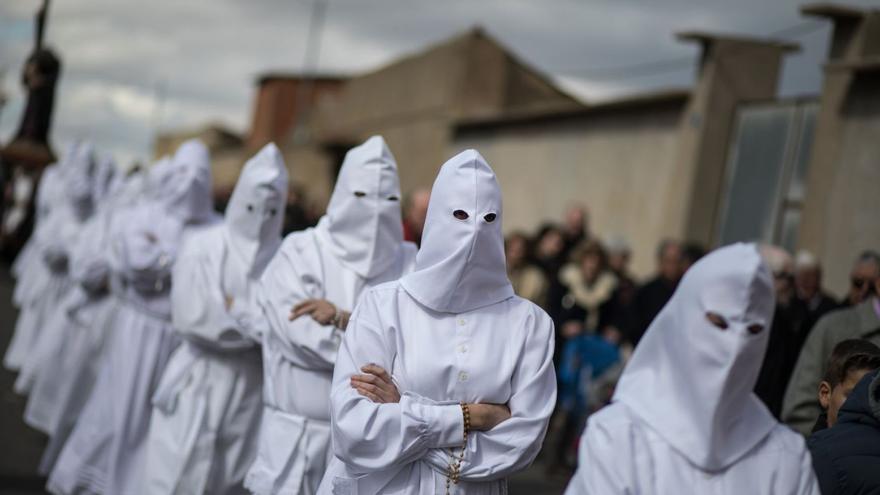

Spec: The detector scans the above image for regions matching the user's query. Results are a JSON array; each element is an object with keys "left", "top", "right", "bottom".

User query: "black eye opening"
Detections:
[
  {"left": 354, "top": 191, "right": 367, "bottom": 198},
  {"left": 453, "top": 210, "right": 469, "bottom": 220},
  {"left": 247, "top": 204, "right": 254, "bottom": 212},
  {"left": 387, "top": 195, "right": 399, "bottom": 201},
  {"left": 705, "top": 312, "right": 728, "bottom": 330},
  {"left": 747, "top": 324, "right": 764, "bottom": 335},
  {"left": 269, "top": 208, "right": 278, "bottom": 216},
  {"left": 483, "top": 213, "right": 497, "bottom": 223}
]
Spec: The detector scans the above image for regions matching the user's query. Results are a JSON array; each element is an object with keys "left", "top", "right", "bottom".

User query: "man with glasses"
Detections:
[
  {"left": 844, "top": 251, "right": 880, "bottom": 307},
  {"left": 782, "top": 250, "right": 880, "bottom": 435}
]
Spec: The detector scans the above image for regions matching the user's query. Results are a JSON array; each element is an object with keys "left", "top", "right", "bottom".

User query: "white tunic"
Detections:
[
  {"left": 320, "top": 284, "right": 555, "bottom": 495},
  {"left": 564, "top": 244, "right": 820, "bottom": 495},
  {"left": 318, "top": 150, "right": 556, "bottom": 495},
  {"left": 14, "top": 143, "right": 97, "bottom": 395},
  {"left": 143, "top": 144, "right": 288, "bottom": 495},
  {"left": 4, "top": 145, "right": 78, "bottom": 371},
  {"left": 26, "top": 166, "right": 136, "bottom": 474},
  {"left": 563, "top": 404, "right": 818, "bottom": 495},
  {"left": 246, "top": 136, "right": 416, "bottom": 495},
  {"left": 49, "top": 139, "right": 217, "bottom": 495},
  {"left": 246, "top": 230, "right": 416, "bottom": 495}
]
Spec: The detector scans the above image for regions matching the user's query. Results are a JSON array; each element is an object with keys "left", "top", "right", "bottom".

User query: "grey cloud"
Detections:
[{"left": 1, "top": 0, "right": 877, "bottom": 165}]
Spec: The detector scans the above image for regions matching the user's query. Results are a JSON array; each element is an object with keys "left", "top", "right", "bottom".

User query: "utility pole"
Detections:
[{"left": 291, "top": 0, "right": 328, "bottom": 145}]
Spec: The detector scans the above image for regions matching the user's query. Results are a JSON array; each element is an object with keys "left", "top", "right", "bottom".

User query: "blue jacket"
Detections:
[{"left": 808, "top": 369, "right": 880, "bottom": 495}]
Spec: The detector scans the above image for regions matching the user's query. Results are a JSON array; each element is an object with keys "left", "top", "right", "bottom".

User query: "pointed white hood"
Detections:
[
  {"left": 315, "top": 135, "right": 404, "bottom": 279},
  {"left": 92, "top": 154, "right": 118, "bottom": 207},
  {"left": 613, "top": 243, "right": 777, "bottom": 472},
  {"left": 400, "top": 150, "right": 514, "bottom": 314},
  {"left": 66, "top": 142, "right": 97, "bottom": 221},
  {"left": 224, "top": 143, "right": 288, "bottom": 279},
  {"left": 154, "top": 139, "right": 214, "bottom": 224}
]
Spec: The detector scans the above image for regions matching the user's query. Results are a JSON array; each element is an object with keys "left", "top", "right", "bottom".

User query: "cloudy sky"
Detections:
[{"left": 1, "top": 0, "right": 877, "bottom": 165}]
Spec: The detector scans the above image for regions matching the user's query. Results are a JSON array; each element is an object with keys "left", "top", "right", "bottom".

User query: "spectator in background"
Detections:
[
  {"left": 783, "top": 260, "right": 880, "bottom": 436},
  {"left": 402, "top": 187, "right": 430, "bottom": 247},
  {"left": 632, "top": 239, "right": 682, "bottom": 345},
  {"left": 843, "top": 250, "right": 880, "bottom": 307},
  {"left": 558, "top": 240, "right": 617, "bottom": 336},
  {"left": 533, "top": 223, "right": 568, "bottom": 327},
  {"left": 603, "top": 235, "right": 639, "bottom": 347},
  {"left": 809, "top": 369, "right": 880, "bottom": 495},
  {"left": 755, "top": 245, "right": 799, "bottom": 418},
  {"left": 794, "top": 250, "right": 839, "bottom": 334},
  {"left": 505, "top": 231, "right": 548, "bottom": 307},
  {"left": 561, "top": 203, "right": 589, "bottom": 257},
  {"left": 282, "top": 182, "right": 316, "bottom": 235},
  {"left": 681, "top": 241, "right": 706, "bottom": 273},
  {"left": 811, "top": 339, "right": 880, "bottom": 433},
  {"left": 554, "top": 326, "right": 620, "bottom": 470}
]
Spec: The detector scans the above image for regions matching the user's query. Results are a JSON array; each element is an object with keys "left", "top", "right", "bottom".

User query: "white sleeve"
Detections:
[
  {"left": 170, "top": 241, "right": 250, "bottom": 350},
  {"left": 329, "top": 292, "right": 464, "bottom": 474},
  {"left": 424, "top": 307, "right": 557, "bottom": 481},
  {"left": 794, "top": 441, "right": 821, "bottom": 495},
  {"left": 258, "top": 238, "right": 342, "bottom": 370},
  {"left": 564, "top": 413, "right": 632, "bottom": 495}
]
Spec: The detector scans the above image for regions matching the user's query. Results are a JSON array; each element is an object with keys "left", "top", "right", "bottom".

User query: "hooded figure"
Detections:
[
  {"left": 23, "top": 154, "right": 128, "bottom": 475},
  {"left": 49, "top": 139, "right": 219, "bottom": 495},
  {"left": 4, "top": 142, "right": 83, "bottom": 371},
  {"left": 565, "top": 243, "right": 819, "bottom": 495},
  {"left": 142, "top": 143, "right": 288, "bottom": 495},
  {"left": 245, "top": 136, "right": 416, "bottom": 495},
  {"left": 316, "top": 150, "right": 556, "bottom": 495},
  {"left": 12, "top": 142, "right": 96, "bottom": 395}
]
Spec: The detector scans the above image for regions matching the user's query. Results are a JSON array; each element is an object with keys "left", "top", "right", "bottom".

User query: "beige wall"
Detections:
[
  {"left": 804, "top": 77, "right": 880, "bottom": 296},
  {"left": 452, "top": 105, "right": 684, "bottom": 279},
  {"left": 797, "top": 6, "right": 880, "bottom": 296}
]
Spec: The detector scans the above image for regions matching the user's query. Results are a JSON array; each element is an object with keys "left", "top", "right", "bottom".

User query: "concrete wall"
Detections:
[
  {"left": 798, "top": 5, "right": 880, "bottom": 296},
  {"left": 452, "top": 103, "right": 685, "bottom": 279}
]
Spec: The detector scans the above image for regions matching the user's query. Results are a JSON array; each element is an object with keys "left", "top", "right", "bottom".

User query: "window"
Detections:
[{"left": 716, "top": 101, "right": 818, "bottom": 253}]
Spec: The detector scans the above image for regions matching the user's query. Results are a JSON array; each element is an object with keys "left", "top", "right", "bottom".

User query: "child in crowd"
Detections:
[
  {"left": 554, "top": 327, "right": 621, "bottom": 468},
  {"left": 812, "top": 339, "right": 880, "bottom": 433}
]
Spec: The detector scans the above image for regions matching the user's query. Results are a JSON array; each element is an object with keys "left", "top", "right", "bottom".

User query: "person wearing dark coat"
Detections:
[
  {"left": 809, "top": 369, "right": 880, "bottom": 495},
  {"left": 632, "top": 239, "right": 682, "bottom": 345}
]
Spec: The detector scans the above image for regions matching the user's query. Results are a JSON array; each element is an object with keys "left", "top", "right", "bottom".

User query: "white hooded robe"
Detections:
[
  {"left": 14, "top": 143, "right": 97, "bottom": 395},
  {"left": 245, "top": 136, "right": 416, "bottom": 495},
  {"left": 48, "top": 139, "right": 218, "bottom": 495},
  {"left": 316, "top": 150, "right": 556, "bottom": 495},
  {"left": 564, "top": 243, "right": 819, "bottom": 495},
  {"left": 25, "top": 156, "right": 131, "bottom": 475},
  {"left": 142, "top": 143, "right": 288, "bottom": 495},
  {"left": 4, "top": 143, "right": 87, "bottom": 372}
]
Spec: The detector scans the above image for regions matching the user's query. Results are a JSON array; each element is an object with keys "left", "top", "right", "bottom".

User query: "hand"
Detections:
[
  {"left": 289, "top": 299, "right": 336, "bottom": 325},
  {"left": 467, "top": 403, "right": 511, "bottom": 431},
  {"left": 350, "top": 364, "right": 400, "bottom": 403}
]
